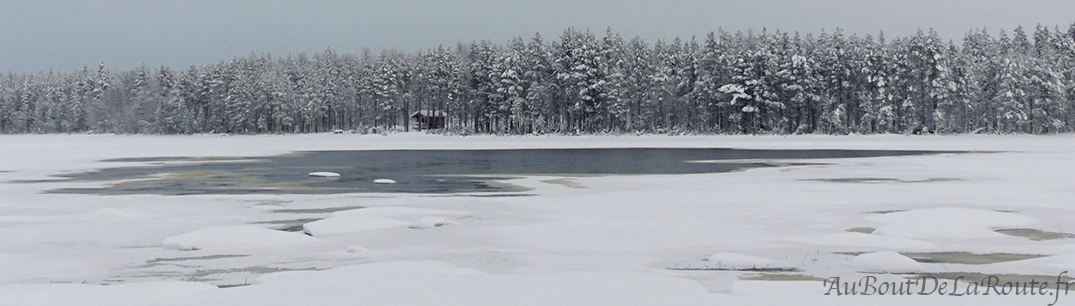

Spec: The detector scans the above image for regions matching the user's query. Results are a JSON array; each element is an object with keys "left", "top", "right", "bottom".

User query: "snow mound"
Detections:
[
  {"left": 163, "top": 225, "right": 319, "bottom": 251},
  {"left": 308, "top": 172, "right": 341, "bottom": 177},
  {"left": 302, "top": 215, "right": 411, "bottom": 236},
  {"left": 851, "top": 251, "right": 924, "bottom": 273},
  {"left": 373, "top": 178, "right": 396, "bottom": 184},
  {"left": 703, "top": 253, "right": 779, "bottom": 269},
  {"left": 346, "top": 245, "right": 370, "bottom": 253},
  {"left": 865, "top": 208, "right": 1039, "bottom": 240},
  {"left": 0, "top": 281, "right": 217, "bottom": 306},
  {"left": 865, "top": 208, "right": 1040, "bottom": 229},
  {"left": 872, "top": 221, "right": 1009, "bottom": 239},
  {"left": 410, "top": 216, "right": 456, "bottom": 229},
  {"left": 304, "top": 207, "right": 464, "bottom": 235},
  {"left": 337, "top": 206, "right": 464, "bottom": 217},
  {"left": 807, "top": 232, "right": 938, "bottom": 250}
]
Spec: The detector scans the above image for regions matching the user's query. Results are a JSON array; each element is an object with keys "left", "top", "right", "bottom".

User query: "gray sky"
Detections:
[{"left": 2, "top": 0, "right": 1073, "bottom": 74}]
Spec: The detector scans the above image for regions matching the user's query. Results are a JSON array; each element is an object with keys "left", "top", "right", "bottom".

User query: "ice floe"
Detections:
[
  {"left": 308, "top": 172, "right": 341, "bottom": 177},
  {"left": 850, "top": 251, "right": 925, "bottom": 273},
  {"left": 163, "top": 225, "right": 319, "bottom": 251},
  {"left": 302, "top": 215, "right": 411, "bottom": 236}
]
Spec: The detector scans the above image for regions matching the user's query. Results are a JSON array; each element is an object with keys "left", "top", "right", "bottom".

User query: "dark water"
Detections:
[{"left": 39, "top": 148, "right": 962, "bottom": 195}]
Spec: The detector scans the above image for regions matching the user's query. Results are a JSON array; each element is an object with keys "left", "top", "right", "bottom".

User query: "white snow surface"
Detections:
[
  {"left": 0, "top": 281, "right": 217, "bottom": 306},
  {"left": 3, "top": 133, "right": 1075, "bottom": 305},
  {"left": 867, "top": 208, "right": 1041, "bottom": 240},
  {"left": 162, "top": 261, "right": 719, "bottom": 306},
  {"left": 302, "top": 214, "right": 411, "bottom": 236},
  {"left": 804, "top": 232, "right": 939, "bottom": 250},
  {"left": 300, "top": 206, "right": 461, "bottom": 236},
  {"left": 373, "top": 178, "right": 396, "bottom": 184},
  {"left": 850, "top": 251, "right": 925, "bottom": 273},
  {"left": 344, "top": 206, "right": 466, "bottom": 217},
  {"left": 163, "top": 225, "right": 320, "bottom": 251}
]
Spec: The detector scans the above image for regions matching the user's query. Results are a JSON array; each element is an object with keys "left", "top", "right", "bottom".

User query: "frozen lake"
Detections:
[
  {"left": 1, "top": 133, "right": 1074, "bottom": 306},
  {"left": 39, "top": 148, "right": 957, "bottom": 195}
]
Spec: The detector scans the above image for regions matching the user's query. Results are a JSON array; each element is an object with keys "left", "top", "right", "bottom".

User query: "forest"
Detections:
[{"left": 1, "top": 25, "right": 1073, "bottom": 135}]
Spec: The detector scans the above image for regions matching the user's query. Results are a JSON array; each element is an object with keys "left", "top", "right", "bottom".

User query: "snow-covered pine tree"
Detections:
[
  {"left": 555, "top": 29, "right": 607, "bottom": 133},
  {"left": 126, "top": 65, "right": 159, "bottom": 133},
  {"left": 522, "top": 33, "right": 555, "bottom": 133},
  {"left": 622, "top": 36, "right": 656, "bottom": 132},
  {"left": 84, "top": 62, "right": 114, "bottom": 132},
  {"left": 918, "top": 30, "right": 957, "bottom": 133},
  {"left": 761, "top": 30, "right": 799, "bottom": 134},
  {"left": 372, "top": 50, "right": 407, "bottom": 131},
  {"left": 995, "top": 29, "right": 1032, "bottom": 133},
  {"left": 601, "top": 28, "right": 631, "bottom": 132},
  {"left": 468, "top": 40, "right": 499, "bottom": 133},
  {"left": 491, "top": 38, "right": 526, "bottom": 133},
  {"left": 224, "top": 60, "right": 255, "bottom": 134},
  {"left": 720, "top": 30, "right": 781, "bottom": 134},
  {"left": 691, "top": 32, "right": 724, "bottom": 132}
]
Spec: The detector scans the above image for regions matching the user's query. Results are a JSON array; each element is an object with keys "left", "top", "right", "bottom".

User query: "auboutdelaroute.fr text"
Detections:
[{"left": 824, "top": 271, "right": 1075, "bottom": 306}]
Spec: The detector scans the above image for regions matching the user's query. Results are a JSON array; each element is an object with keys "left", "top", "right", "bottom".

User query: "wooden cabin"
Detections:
[{"left": 410, "top": 110, "right": 446, "bottom": 130}]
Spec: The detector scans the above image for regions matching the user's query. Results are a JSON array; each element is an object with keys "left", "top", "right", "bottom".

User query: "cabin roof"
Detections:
[{"left": 410, "top": 110, "right": 445, "bottom": 118}]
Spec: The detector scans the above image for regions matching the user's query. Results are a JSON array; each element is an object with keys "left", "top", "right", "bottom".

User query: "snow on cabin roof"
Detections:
[{"left": 410, "top": 110, "right": 445, "bottom": 118}]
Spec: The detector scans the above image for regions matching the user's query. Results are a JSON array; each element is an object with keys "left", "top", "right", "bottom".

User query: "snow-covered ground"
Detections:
[{"left": 2, "top": 133, "right": 1075, "bottom": 305}]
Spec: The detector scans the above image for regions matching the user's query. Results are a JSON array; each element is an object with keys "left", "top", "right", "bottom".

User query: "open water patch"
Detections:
[
  {"left": 739, "top": 274, "right": 826, "bottom": 281},
  {"left": 903, "top": 252, "right": 1046, "bottom": 265},
  {"left": 805, "top": 177, "right": 963, "bottom": 184},
  {"left": 145, "top": 254, "right": 251, "bottom": 266},
  {"left": 995, "top": 228, "right": 1075, "bottom": 241},
  {"left": 839, "top": 251, "right": 1046, "bottom": 265},
  {"left": 540, "top": 178, "right": 587, "bottom": 189},
  {"left": 35, "top": 148, "right": 967, "bottom": 195},
  {"left": 269, "top": 206, "right": 365, "bottom": 214},
  {"left": 914, "top": 272, "right": 1073, "bottom": 285},
  {"left": 667, "top": 265, "right": 802, "bottom": 272},
  {"left": 253, "top": 218, "right": 325, "bottom": 232},
  {"left": 846, "top": 227, "right": 876, "bottom": 234}
]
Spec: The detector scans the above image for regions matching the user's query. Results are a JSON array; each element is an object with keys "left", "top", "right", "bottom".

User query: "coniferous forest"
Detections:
[{"left": 2, "top": 25, "right": 1074, "bottom": 135}]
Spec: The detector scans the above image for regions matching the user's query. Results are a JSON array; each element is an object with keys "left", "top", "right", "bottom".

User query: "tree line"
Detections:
[{"left": 1, "top": 25, "right": 1073, "bottom": 135}]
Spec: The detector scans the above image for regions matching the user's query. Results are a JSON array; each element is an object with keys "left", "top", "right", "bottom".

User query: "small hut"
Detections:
[{"left": 410, "top": 110, "right": 446, "bottom": 130}]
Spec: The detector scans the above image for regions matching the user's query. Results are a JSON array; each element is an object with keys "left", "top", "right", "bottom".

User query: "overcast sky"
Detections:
[{"left": 2, "top": 0, "right": 1073, "bottom": 74}]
